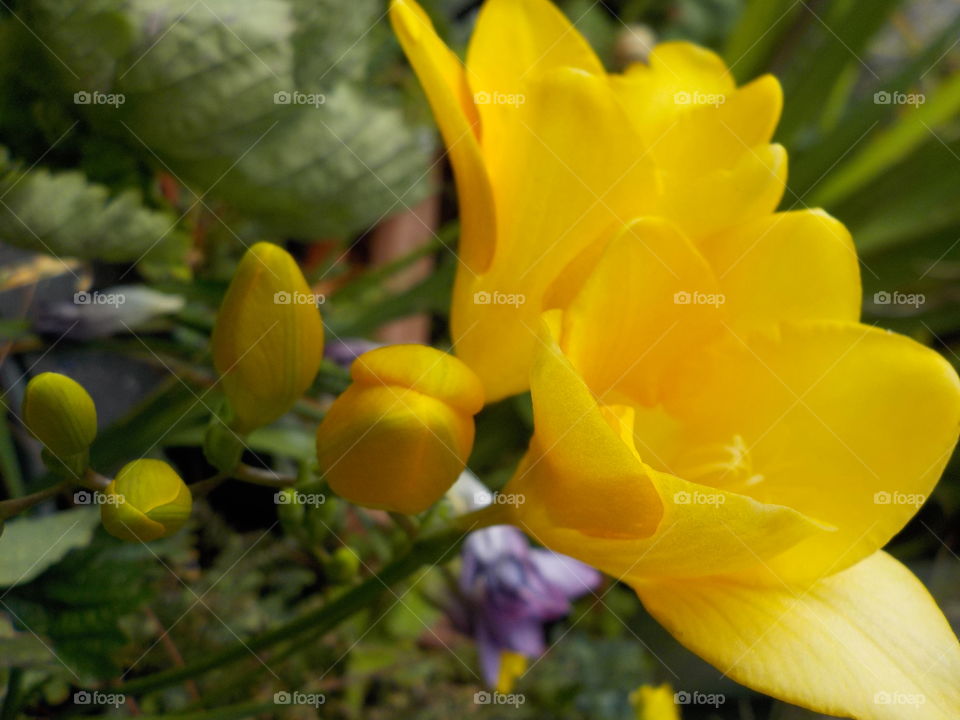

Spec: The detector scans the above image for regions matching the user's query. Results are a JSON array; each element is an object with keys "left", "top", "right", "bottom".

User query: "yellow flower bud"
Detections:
[
  {"left": 211, "top": 242, "right": 324, "bottom": 433},
  {"left": 22, "top": 372, "right": 97, "bottom": 458},
  {"left": 630, "top": 684, "right": 680, "bottom": 720},
  {"left": 101, "top": 459, "right": 192, "bottom": 542},
  {"left": 316, "top": 345, "right": 484, "bottom": 514}
]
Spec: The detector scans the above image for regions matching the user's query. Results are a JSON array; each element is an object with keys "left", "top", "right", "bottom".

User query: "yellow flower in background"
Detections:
[
  {"left": 390, "top": 0, "right": 783, "bottom": 401},
  {"left": 22, "top": 372, "right": 97, "bottom": 476},
  {"left": 316, "top": 345, "right": 484, "bottom": 514},
  {"left": 101, "top": 459, "right": 192, "bottom": 542},
  {"left": 211, "top": 242, "right": 325, "bottom": 434},
  {"left": 501, "top": 216, "right": 960, "bottom": 719},
  {"left": 630, "top": 684, "right": 680, "bottom": 720}
]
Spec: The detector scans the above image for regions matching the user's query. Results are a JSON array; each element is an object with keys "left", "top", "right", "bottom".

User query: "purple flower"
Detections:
[{"left": 453, "top": 525, "right": 602, "bottom": 687}]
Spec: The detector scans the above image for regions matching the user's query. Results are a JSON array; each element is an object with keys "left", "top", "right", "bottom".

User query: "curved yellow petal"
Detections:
[
  {"left": 452, "top": 67, "right": 658, "bottom": 400},
  {"left": 559, "top": 217, "right": 725, "bottom": 407},
  {"left": 633, "top": 552, "right": 960, "bottom": 720},
  {"left": 467, "top": 0, "right": 603, "bottom": 155},
  {"left": 505, "top": 314, "right": 824, "bottom": 581},
  {"left": 507, "top": 311, "right": 664, "bottom": 541},
  {"left": 658, "top": 143, "right": 787, "bottom": 240},
  {"left": 389, "top": 0, "right": 496, "bottom": 272},
  {"left": 611, "top": 45, "right": 784, "bottom": 238},
  {"left": 701, "top": 209, "right": 861, "bottom": 330},
  {"left": 661, "top": 320, "right": 960, "bottom": 582}
]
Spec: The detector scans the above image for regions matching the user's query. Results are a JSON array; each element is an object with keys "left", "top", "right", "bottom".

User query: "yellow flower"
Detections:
[
  {"left": 316, "top": 345, "right": 483, "bottom": 514},
  {"left": 211, "top": 242, "right": 324, "bottom": 434},
  {"left": 390, "top": 0, "right": 783, "bottom": 401},
  {"left": 101, "top": 459, "right": 192, "bottom": 542},
  {"left": 22, "top": 372, "right": 97, "bottom": 475},
  {"left": 501, "top": 217, "right": 960, "bottom": 719},
  {"left": 630, "top": 684, "right": 680, "bottom": 720}
]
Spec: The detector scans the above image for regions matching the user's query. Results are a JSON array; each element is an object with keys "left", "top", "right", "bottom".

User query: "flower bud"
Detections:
[
  {"left": 316, "top": 345, "right": 484, "bottom": 514},
  {"left": 211, "top": 242, "right": 324, "bottom": 433},
  {"left": 22, "top": 373, "right": 96, "bottom": 473},
  {"left": 101, "top": 459, "right": 192, "bottom": 542}
]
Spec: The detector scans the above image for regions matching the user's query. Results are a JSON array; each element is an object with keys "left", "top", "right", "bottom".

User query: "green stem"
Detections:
[
  {"left": 0, "top": 480, "right": 68, "bottom": 521},
  {"left": 119, "top": 522, "right": 485, "bottom": 696},
  {"left": 0, "top": 668, "right": 23, "bottom": 720},
  {"left": 233, "top": 464, "right": 297, "bottom": 489}
]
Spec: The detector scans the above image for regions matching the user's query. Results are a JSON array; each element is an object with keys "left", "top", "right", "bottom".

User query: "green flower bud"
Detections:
[
  {"left": 324, "top": 546, "right": 361, "bottom": 584},
  {"left": 101, "top": 459, "right": 192, "bottom": 542},
  {"left": 22, "top": 373, "right": 97, "bottom": 461}
]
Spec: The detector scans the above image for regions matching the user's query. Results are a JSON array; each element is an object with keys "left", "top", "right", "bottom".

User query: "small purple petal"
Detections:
[
  {"left": 475, "top": 622, "right": 503, "bottom": 687},
  {"left": 529, "top": 549, "right": 603, "bottom": 601},
  {"left": 503, "top": 618, "right": 547, "bottom": 657}
]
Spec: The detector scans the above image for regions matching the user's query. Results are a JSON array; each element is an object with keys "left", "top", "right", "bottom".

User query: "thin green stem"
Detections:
[
  {"left": 0, "top": 480, "right": 68, "bottom": 521},
  {"left": 233, "top": 464, "right": 298, "bottom": 489}
]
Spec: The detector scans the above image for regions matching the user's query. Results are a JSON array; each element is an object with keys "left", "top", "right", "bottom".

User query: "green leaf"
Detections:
[
  {"left": 789, "top": 10, "right": 960, "bottom": 197},
  {"left": 0, "top": 148, "right": 189, "bottom": 278},
  {"left": 27, "top": 0, "right": 435, "bottom": 239},
  {"left": 723, "top": 0, "right": 802, "bottom": 82},
  {"left": 807, "top": 72, "right": 960, "bottom": 209},
  {"left": 0, "top": 507, "right": 100, "bottom": 588},
  {"left": 777, "top": 0, "right": 905, "bottom": 145},
  {"left": 2, "top": 534, "right": 162, "bottom": 677}
]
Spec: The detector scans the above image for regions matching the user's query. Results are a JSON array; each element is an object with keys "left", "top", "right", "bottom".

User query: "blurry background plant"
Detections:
[{"left": 0, "top": 0, "right": 958, "bottom": 718}]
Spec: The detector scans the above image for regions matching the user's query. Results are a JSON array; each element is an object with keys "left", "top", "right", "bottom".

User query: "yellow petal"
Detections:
[
  {"left": 505, "top": 315, "right": 824, "bottom": 581},
  {"left": 559, "top": 217, "right": 725, "bottom": 407},
  {"left": 452, "top": 67, "right": 658, "bottom": 400},
  {"left": 657, "top": 143, "right": 787, "bottom": 240},
  {"left": 701, "top": 209, "right": 861, "bottom": 331},
  {"left": 661, "top": 320, "right": 960, "bottom": 582},
  {"left": 389, "top": 0, "right": 497, "bottom": 272},
  {"left": 467, "top": 0, "right": 604, "bottom": 154},
  {"left": 611, "top": 45, "right": 785, "bottom": 238},
  {"left": 633, "top": 552, "right": 960, "bottom": 720},
  {"left": 351, "top": 344, "right": 484, "bottom": 414}
]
